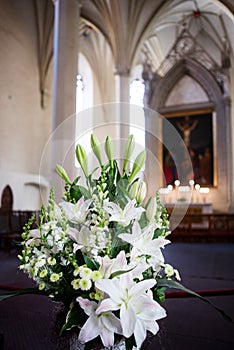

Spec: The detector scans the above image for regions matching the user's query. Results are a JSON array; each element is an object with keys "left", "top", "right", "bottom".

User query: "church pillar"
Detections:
[
  {"left": 143, "top": 70, "right": 163, "bottom": 196},
  {"left": 229, "top": 62, "right": 234, "bottom": 211},
  {"left": 114, "top": 70, "right": 130, "bottom": 161},
  {"left": 224, "top": 96, "right": 232, "bottom": 210},
  {"left": 51, "top": 0, "right": 81, "bottom": 201}
]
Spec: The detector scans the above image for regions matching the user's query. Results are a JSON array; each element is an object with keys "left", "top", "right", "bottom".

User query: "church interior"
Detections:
[{"left": 1, "top": 0, "right": 234, "bottom": 349}]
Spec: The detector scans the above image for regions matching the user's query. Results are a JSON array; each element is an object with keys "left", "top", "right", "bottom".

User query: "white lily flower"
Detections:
[
  {"left": 77, "top": 297, "right": 122, "bottom": 348},
  {"left": 59, "top": 197, "right": 92, "bottom": 224},
  {"left": 99, "top": 250, "right": 148, "bottom": 279},
  {"left": 104, "top": 199, "right": 144, "bottom": 226},
  {"left": 119, "top": 221, "right": 170, "bottom": 268},
  {"left": 96, "top": 274, "right": 166, "bottom": 348},
  {"left": 68, "top": 225, "right": 107, "bottom": 258}
]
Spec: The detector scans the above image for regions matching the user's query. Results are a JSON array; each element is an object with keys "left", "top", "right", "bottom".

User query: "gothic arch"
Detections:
[
  {"left": 145, "top": 57, "right": 232, "bottom": 210},
  {"left": 149, "top": 59, "right": 223, "bottom": 110}
]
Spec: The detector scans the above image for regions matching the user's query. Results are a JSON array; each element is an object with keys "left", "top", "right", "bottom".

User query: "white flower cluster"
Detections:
[{"left": 19, "top": 134, "right": 181, "bottom": 350}]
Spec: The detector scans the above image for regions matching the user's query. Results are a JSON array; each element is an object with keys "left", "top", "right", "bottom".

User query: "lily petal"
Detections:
[
  {"left": 77, "top": 297, "right": 96, "bottom": 316},
  {"left": 78, "top": 314, "right": 100, "bottom": 344},
  {"left": 100, "top": 326, "right": 115, "bottom": 348},
  {"left": 130, "top": 279, "right": 156, "bottom": 296},
  {"left": 101, "top": 313, "right": 122, "bottom": 334},
  {"left": 120, "top": 304, "right": 136, "bottom": 338},
  {"left": 96, "top": 298, "right": 119, "bottom": 314}
]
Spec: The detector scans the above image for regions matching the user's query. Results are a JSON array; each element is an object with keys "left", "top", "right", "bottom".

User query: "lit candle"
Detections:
[
  {"left": 167, "top": 184, "right": 173, "bottom": 203},
  {"left": 195, "top": 184, "right": 200, "bottom": 202},
  {"left": 174, "top": 180, "right": 180, "bottom": 187},
  {"left": 189, "top": 179, "right": 195, "bottom": 202},
  {"left": 199, "top": 187, "right": 210, "bottom": 203},
  {"left": 159, "top": 187, "right": 169, "bottom": 203},
  {"left": 174, "top": 180, "right": 180, "bottom": 202}
]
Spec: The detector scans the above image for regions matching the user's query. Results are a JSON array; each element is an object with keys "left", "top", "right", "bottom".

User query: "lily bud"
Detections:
[
  {"left": 128, "top": 150, "right": 146, "bottom": 182},
  {"left": 76, "top": 144, "right": 88, "bottom": 177},
  {"left": 136, "top": 181, "right": 147, "bottom": 204},
  {"left": 91, "top": 134, "right": 102, "bottom": 165},
  {"left": 105, "top": 136, "right": 114, "bottom": 168},
  {"left": 146, "top": 196, "right": 157, "bottom": 222},
  {"left": 129, "top": 181, "right": 139, "bottom": 200},
  {"left": 55, "top": 164, "right": 72, "bottom": 184},
  {"left": 123, "top": 134, "right": 135, "bottom": 173}
]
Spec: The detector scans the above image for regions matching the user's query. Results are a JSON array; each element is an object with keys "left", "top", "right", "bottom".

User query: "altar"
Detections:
[
  {"left": 165, "top": 202, "right": 213, "bottom": 230},
  {"left": 165, "top": 202, "right": 213, "bottom": 215}
]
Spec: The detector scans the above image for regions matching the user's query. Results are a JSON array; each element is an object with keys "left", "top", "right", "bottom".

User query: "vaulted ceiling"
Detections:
[{"left": 80, "top": 0, "right": 234, "bottom": 77}]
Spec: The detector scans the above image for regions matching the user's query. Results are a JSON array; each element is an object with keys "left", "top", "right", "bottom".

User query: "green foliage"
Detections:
[{"left": 158, "top": 278, "right": 234, "bottom": 323}]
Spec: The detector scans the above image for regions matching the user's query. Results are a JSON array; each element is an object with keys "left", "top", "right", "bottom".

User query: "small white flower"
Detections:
[
  {"left": 71, "top": 279, "right": 80, "bottom": 290},
  {"left": 47, "top": 257, "right": 56, "bottom": 266},
  {"left": 50, "top": 273, "right": 61, "bottom": 282},
  {"left": 79, "top": 278, "right": 92, "bottom": 291},
  {"left": 79, "top": 267, "right": 92, "bottom": 279},
  {"left": 164, "top": 264, "right": 174, "bottom": 277}
]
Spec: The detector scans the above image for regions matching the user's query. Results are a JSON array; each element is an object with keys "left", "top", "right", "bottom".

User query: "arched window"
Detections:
[{"left": 76, "top": 74, "right": 84, "bottom": 114}]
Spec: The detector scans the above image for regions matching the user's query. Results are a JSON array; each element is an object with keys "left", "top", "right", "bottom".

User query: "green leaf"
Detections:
[
  {"left": 128, "top": 150, "right": 146, "bottom": 182},
  {"left": 60, "top": 303, "right": 85, "bottom": 334},
  {"left": 110, "top": 266, "right": 135, "bottom": 279},
  {"left": 153, "top": 287, "right": 166, "bottom": 303},
  {"left": 0, "top": 288, "right": 45, "bottom": 301},
  {"left": 78, "top": 186, "right": 92, "bottom": 199},
  {"left": 83, "top": 255, "right": 100, "bottom": 270},
  {"left": 158, "top": 278, "right": 234, "bottom": 323},
  {"left": 70, "top": 185, "right": 82, "bottom": 201}
]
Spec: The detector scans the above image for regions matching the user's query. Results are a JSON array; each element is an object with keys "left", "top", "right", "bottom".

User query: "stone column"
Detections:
[
  {"left": 143, "top": 71, "right": 163, "bottom": 197},
  {"left": 114, "top": 70, "right": 130, "bottom": 163},
  {"left": 229, "top": 63, "right": 234, "bottom": 211},
  {"left": 51, "top": 0, "right": 81, "bottom": 202}
]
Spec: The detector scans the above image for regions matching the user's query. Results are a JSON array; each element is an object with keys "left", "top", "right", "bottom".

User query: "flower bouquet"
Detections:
[{"left": 2, "top": 134, "right": 232, "bottom": 350}]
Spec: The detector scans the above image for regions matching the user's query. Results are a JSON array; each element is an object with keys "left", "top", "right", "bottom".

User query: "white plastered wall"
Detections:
[{"left": 0, "top": 0, "right": 53, "bottom": 209}]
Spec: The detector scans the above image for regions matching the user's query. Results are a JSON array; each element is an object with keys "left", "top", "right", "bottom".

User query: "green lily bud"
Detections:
[
  {"left": 128, "top": 150, "right": 146, "bottom": 182},
  {"left": 91, "top": 134, "right": 102, "bottom": 165},
  {"left": 55, "top": 164, "right": 72, "bottom": 184},
  {"left": 146, "top": 196, "right": 157, "bottom": 222},
  {"left": 123, "top": 134, "right": 135, "bottom": 173},
  {"left": 105, "top": 136, "right": 114, "bottom": 168},
  {"left": 136, "top": 181, "right": 147, "bottom": 204},
  {"left": 76, "top": 144, "right": 88, "bottom": 177},
  {"left": 129, "top": 181, "right": 139, "bottom": 200}
]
